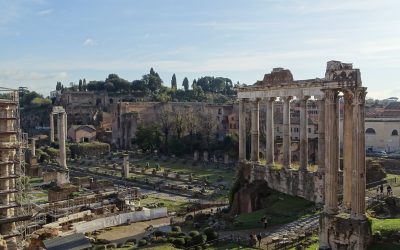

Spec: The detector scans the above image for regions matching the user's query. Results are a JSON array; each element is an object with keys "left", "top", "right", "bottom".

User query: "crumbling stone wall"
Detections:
[{"left": 249, "top": 162, "right": 326, "bottom": 204}]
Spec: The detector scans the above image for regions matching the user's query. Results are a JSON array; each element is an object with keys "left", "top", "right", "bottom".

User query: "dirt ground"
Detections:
[{"left": 97, "top": 217, "right": 170, "bottom": 243}]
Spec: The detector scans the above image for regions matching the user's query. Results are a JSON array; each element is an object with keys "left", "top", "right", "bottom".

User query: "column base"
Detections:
[{"left": 319, "top": 213, "right": 372, "bottom": 250}]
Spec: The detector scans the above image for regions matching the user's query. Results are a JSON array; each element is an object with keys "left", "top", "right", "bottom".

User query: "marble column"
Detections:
[
  {"left": 323, "top": 89, "right": 339, "bottom": 214},
  {"left": 59, "top": 112, "right": 67, "bottom": 169},
  {"left": 31, "top": 138, "right": 36, "bottom": 157},
  {"left": 251, "top": 99, "right": 260, "bottom": 162},
  {"left": 317, "top": 99, "right": 325, "bottom": 173},
  {"left": 65, "top": 113, "right": 68, "bottom": 139},
  {"left": 282, "top": 96, "right": 293, "bottom": 169},
  {"left": 343, "top": 91, "right": 354, "bottom": 211},
  {"left": 299, "top": 96, "right": 310, "bottom": 171},
  {"left": 122, "top": 154, "right": 129, "bottom": 178},
  {"left": 266, "top": 97, "right": 276, "bottom": 166},
  {"left": 238, "top": 99, "right": 247, "bottom": 162},
  {"left": 351, "top": 87, "right": 367, "bottom": 220},
  {"left": 50, "top": 113, "right": 54, "bottom": 142}
]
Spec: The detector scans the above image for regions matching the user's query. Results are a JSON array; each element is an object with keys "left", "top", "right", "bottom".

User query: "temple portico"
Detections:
[{"left": 237, "top": 61, "right": 371, "bottom": 249}]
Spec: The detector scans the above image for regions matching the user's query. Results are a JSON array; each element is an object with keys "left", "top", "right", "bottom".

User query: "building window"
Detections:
[
  {"left": 365, "top": 128, "right": 376, "bottom": 134},
  {"left": 392, "top": 130, "right": 399, "bottom": 136},
  {"left": 308, "top": 128, "right": 312, "bottom": 133}
]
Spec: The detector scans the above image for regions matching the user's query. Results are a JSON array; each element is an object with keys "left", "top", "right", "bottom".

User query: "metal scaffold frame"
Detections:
[{"left": 0, "top": 87, "right": 32, "bottom": 249}]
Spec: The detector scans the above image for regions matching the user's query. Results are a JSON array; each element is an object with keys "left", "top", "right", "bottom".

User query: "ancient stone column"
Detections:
[
  {"left": 59, "top": 112, "right": 67, "bottom": 169},
  {"left": 122, "top": 154, "right": 129, "bottom": 178},
  {"left": 351, "top": 88, "right": 367, "bottom": 220},
  {"left": 31, "top": 138, "right": 36, "bottom": 157},
  {"left": 50, "top": 113, "right": 54, "bottom": 143},
  {"left": 203, "top": 151, "right": 209, "bottom": 162},
  {"left": 343, "top": 91, "right": 354, "bottom": 211},
  {"left": 65, "top": 113, "right": 68, "bottom": 139},
  {"left": 250, "top": 98, "right": 260, "bottom": 162},
  {"left": 266, "top": 97, "right": 275, "bottom": 166},
  {"left": 282, "top": 96, "right": 293, "bottom": 169},
  {"left": 238, "top": 99, "right": 246, "bottom": 162},
  {"left": 299, "top": 96, "right": 310, "bottom": 171},
  {"left": 323, "top": 89, "right": 339, "bottom": 214},
  {"left": 317, "top": 99, "right": 325, "bottom": 173}
]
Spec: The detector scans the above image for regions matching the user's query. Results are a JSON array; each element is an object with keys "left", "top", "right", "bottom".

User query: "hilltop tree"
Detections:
[
  {"left": 82, "top": 78, "right": 87, "bottom": 91},
  {"left": 171, "top": 74, "right": 177, "bottom": 91},
  {"left": 182, "top": 77, "right": 189, "bottom": 91},
  {"left": 143, "top": 68, "right": 163, "bottom": 92},
  {"left": 78, "top": 79, "right": 83, "bottom": 91}
]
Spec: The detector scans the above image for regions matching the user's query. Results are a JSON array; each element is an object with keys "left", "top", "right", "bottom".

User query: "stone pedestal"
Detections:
[
  {"left": 122, "top": 154, "right": 129, "bottom": 178},
  {"left": 224, "top": 153, "right": 229, "bottom": 164},
  {"left": 193, "top": 150, "right": 199, "bottom": 161},
  {"left": 203, "top": 151, "right": 208, "bottom": 162},
  {"left": 56, "top": 170, "right": 70, "bottom": 186},
  {"left": 319, "top": 213, "right": 372, "bottom": 250}
]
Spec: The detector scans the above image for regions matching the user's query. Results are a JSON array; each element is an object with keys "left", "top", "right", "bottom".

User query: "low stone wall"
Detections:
[
  {"left": 249, "top": 163, "right": 326, "bottom": 204},
  {"left": 73, "top": 207, "right": 167, "bottom": 233}
]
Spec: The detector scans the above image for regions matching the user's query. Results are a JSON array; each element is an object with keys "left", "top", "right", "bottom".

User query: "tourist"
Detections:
[
  {"left": 380, "top": 184, "right": 384, "bottom": 196},
  {"left": 261, "top": 216, "right": 268, "bottom": 229},
  {"left": 256, "top": 233, "right": 262, "bottom": 247},
  {"left": 387, "top": 185, "right": 392, "bottom": 196}
]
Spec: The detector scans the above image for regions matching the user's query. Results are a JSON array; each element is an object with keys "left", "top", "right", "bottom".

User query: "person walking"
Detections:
[
  {"left": 387, "top": 185, "right": 392, "bottom": 196},
  {"left": 256, "top": 233, "right": 262, "bottom": 247},
  {"left": 261, "top": 217, "right": 268, "bottom": 229}
]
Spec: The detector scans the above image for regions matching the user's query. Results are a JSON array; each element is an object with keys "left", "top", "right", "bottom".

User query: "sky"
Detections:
[{"left": 1, "top": 0, "right": 400, "bottom": 99}]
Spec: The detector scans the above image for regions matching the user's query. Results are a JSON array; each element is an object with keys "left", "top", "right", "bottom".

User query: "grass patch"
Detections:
[
  {"left": 139, "top": 244, "right": 178, "bottom": 250},
  {"left": 371, "top": 217, "right": 400, "bottom": 236},
  {"left": 234, "top": 191, "right": 315, "bottom": 229},
  {"left": 141, "top": 195, "right": 189, "bottom": 212},
  {"left": 207, "top": 243, "right": 257, "bottom": 250}
]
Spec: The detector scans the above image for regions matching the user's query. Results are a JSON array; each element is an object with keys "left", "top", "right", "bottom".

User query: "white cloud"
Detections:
[
  {"left": 36, "top": 9, "right": 53, "bottom": 16},
  {"left": 83, "top": 38, "right": 97, "bottom": 46}
]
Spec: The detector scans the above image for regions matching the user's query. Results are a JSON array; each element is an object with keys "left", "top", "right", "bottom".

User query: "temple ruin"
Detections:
[{"left": 237, "top": 61, "right": 371, "bottom": 249}]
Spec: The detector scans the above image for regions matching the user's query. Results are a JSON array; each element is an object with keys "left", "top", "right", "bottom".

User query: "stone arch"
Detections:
[{"left": 392, "top": 129, "right": 398, "bottom": 136}]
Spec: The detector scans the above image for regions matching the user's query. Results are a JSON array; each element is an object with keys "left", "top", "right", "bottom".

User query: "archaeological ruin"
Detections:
[{"left": 236, "top": 61, "right": 371, "bottom": 249}]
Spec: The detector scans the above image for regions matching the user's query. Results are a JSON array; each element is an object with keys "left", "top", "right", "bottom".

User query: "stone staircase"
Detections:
[{"left": 260, "top": 214, "right": 320, "bottom": 249}]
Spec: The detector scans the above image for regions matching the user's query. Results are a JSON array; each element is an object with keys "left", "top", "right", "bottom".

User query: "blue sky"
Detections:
[{"left": 1, "top": 0, "right": 400, "bottom": 98}]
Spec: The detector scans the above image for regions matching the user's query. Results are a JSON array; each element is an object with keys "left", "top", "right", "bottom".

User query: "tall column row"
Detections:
[
  {"left": 322, "top": 87, "right": 367, "bottom": 220},
  {"left": 238, "top": 96, "right": 316, "bottom": 170}
]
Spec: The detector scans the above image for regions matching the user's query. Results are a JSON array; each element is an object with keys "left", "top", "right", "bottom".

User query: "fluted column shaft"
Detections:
[
  {"left": 299, "top": 97, "right": 310, "bottom": 171},
  {"left": 50, "top": 113, "right": 54, "bottom": 142},
  {"left": 283, "top": 96, "right": 292, "bottom": 169},
  {"left": 343, "top": 91, "right": 354, "bottom": 210},
  {"left": 351, "top": 88, "right": 367, "bottom": 220},
  {"left": 317, "top": 99, "right": 325, "bottom": 173},
  {"left": 323, "top": 89, "right": 339, "bottom": 214},
  {"left": 238, "top": 99, "right": 247, "bottom": 162},
  {"left": 266, "top": 97, "right": 275, "bottom": 166},
  {"left": 251, "top": 99, "right": 260, "bottom": 162}
]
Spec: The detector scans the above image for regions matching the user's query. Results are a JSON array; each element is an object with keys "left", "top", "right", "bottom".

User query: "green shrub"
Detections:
[
  {"left": 138, "top": 239, "right": 147, "bottom": 247},
  {"left": 190, "top": 234, "right": 207, "bottom": 246},
  {"left": 189, "top": 230, "right": 200, "bottom": 237},
  {"left": 203, "top": 227, "right": 218, "bottom": 241},
  {"left": 172, "top": 237, "right": 185, "bottom": 247},
  {"left": 105, "top": 243, "right": 117, "bottom": 249},
  {"left": 171, "top": 225, "right": 181, "bottom": 232}
]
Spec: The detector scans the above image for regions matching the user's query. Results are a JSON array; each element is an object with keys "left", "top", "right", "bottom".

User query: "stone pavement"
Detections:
[{"left": 220, "top": 214, "right": 319, "bottom": 249}]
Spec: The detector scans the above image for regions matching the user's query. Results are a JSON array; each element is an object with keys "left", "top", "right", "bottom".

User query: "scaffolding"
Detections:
[{"left": 0, "top": 87, "right": 32, "bottom": 249}]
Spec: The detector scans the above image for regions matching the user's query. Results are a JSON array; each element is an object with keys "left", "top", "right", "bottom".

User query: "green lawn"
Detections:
[
  {"left": 139, "top": 244, "right": 177, "bottom": 250},
  {"left": 234, "top": 191, "right": 315, "bottom": 229},
  {"left": 140, "top": 195, "right": 189, "bottom": 212},
  {"left": 134, "top": 159, "right": 235, "bottom": 185},
  {"left": 371, "top": 217, "right": 400, "bottom": 236}
]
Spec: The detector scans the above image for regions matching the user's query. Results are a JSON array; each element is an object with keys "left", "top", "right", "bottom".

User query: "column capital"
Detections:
[
  {"left": 282, "top": 96, "right": 293, "bottom": 102},
  {"left": 323, "top": 89, "right": 339, "bottom": 104},
  {"left": 352, "top": 87, "right": 367, "bottom": 106},
  {"left": 299, "top": 95, "right": 311, "bottom": 102},
  {"left": 267, "top": 97, "right": 277, "bottom": 102}
]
